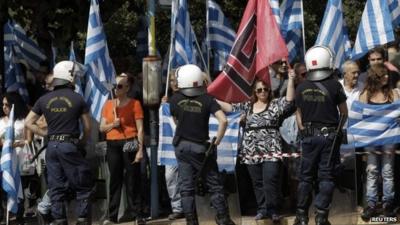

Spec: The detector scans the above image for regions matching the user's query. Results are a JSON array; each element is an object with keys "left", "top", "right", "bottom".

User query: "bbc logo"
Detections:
[{"left": 371, "top": 216, "right": 398, "bottom": 223}]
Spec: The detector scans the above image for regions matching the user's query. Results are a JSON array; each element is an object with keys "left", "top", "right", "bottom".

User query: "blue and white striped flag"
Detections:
[
  {"left": 270, "top": 0, "right": 282, "bottom": 26},
  {"left": 347, "top": 100, "right": 400, "bottom": 148},
  {"left": 172, "top": 0, "right": 199, "bottom": 67},
  {"left": 3, "top": 20, "right": 47, "bottom": 72},
  {"left": 157, "top": 103, "right": 240, "bottom": 172},
  {"left": 0, "top": 105, "right": 23, "bottom": 214},
  {"left": 4, "top": 46, "right": 30, "bottom": 103},
  {"left": 84, "top": 68, "right": 109, "bottom": 122},
  {"left": 315, "top": 0, "right": 352, "bottom": 69},
  {"left": 389, "top": 0, "right": 400, "bottom": 27},
  {"left": 207, "top": 0, "right": 236, "bottom": 71},
  {"left": 84, "top": 0, "right": 116, "bottom": 84},
  {"left": 280, "top": 0, "right": 303, "bottom": 62},
  {"left": 69, "top": 41, "right": 84, "bottom": 96},
  {"left": 352, "top": 0, "right": 394, "bottom": 60}
]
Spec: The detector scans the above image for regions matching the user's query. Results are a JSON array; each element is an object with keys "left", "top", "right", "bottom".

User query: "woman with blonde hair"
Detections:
[{"left": 100, "top": 73, "right": 145, "bottom": 225}]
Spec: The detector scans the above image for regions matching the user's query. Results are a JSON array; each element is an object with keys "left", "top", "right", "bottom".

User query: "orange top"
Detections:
[{"left": 102, "top": 99, "right": 144, "bottom": 140}]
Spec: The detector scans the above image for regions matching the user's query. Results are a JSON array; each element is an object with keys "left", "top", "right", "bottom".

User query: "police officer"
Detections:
[
  {"left": 25, "top": 61, "right": 94, "bottom": 225},
  {"left": 293, "top": 46, "right": 348, "bottom": 225},
  {"left": 169, "top": 64, "right": 235, "bottom": 225}
]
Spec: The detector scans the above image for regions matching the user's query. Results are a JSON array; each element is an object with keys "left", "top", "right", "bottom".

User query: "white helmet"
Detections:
[
  {"left": 52, "top": 61, "right": 85, "bottom": 86},
  {"left": 304, "top": 45, "right": 335, "bottom": 81},
  {"left": 175, "top": 64, "right": 206, "bottom": 96}
]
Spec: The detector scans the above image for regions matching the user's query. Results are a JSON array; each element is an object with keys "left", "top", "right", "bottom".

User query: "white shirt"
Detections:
[{"left": 339, "top": 79, "right": 361, "bottom": 109}]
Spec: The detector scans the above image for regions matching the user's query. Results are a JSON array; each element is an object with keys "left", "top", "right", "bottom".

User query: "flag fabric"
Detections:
[
  {"left": 347, "top": 100, "right": 400, "bottom": 148},
  {"left": 280, "top": 0, "right": 303, "bottom": 62},
  {"left": 315, "top": 0, "right": 352, "bottom": 69},
  {"left": 157, "top": 103, "right": 240, "bottom": 172},
  {"left": 207, "top": 0, "right": 236, "bottom": 71},
  {"left": 69, "top": 41, "right": 84, "bottom": 96},
  {"left": 269, "top": 0, "right": 281, "bottom": 26},
  {"left": 3, "top": 20, "right": 47, "bottom": 72},
  {"left": 351, "top": 0, "right": 394, "bottom": 60},
  {"left": 84, "top": 68, "right": 110, "bottom": 122},
  {"left": 388, "top": 0, "right": 400, "bottom": 27},
  {"left": 4, "top": 46, "right": 30, "bottom": 103},
  {"left": 84, "top": 0, "right": 116, "bottom": 84},
  {"left": 207, "top": 0, "right": 288, "bottom": 103},
  {"left": 172, "top": 0, "right": 199, "bottom": 67},
  {"left": 0, "top": 105, "right": 23, "bottom": 213}
]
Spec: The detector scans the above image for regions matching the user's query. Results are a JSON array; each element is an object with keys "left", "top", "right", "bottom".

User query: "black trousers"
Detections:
[
  {"left": 246, "top": 161, "right": 282, "bottom": 216},
  {"left": 106, "top": 140, "right": 144, "bottom": 221}
]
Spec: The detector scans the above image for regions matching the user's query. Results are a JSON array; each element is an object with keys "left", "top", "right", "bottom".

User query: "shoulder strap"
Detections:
[{"left": 313, "top": 81, "right": 333, "bottom": 104}]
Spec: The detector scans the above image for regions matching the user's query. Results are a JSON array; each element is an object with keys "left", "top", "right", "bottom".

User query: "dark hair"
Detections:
[
  {"left": 250, "top": 79, "right": 273, "bottom": 105},
  {"left": 1, "top": 92, "right": 29, "bottom": 120},
  {"left": 361, "top": 64, "right": 393, "bottom": 102},
  {"left": 368, "top": 47, "right": 386, "bottom": 60}
]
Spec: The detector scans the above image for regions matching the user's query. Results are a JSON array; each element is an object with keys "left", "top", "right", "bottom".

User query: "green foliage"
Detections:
[{"left": 3, "top": 0, "right": 371, "bottom": 71}]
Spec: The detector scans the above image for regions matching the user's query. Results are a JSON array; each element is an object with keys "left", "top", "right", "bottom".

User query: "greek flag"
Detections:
[
  {"left": 3, "top": 20, "right": 47, "bottom": 72},
  {"left": 280, "top": 0, "right": 303, "bottom": 62},
  {"left": 389, "top": 0, "right": 400, "bottom": 27},
  {"left": 352, "top": 0, "right": 394, "bottom": 60},
  {"left": 315, "top": 0, "right": 351, "bottom": 69},
  {"left": 0, "top": 105, "right": 23, "bottom": 214},
  {"left": 207, "top": 0, "right": 236, "bottom": 71},
  {"left": 84, "top": 0, "right": 116, "bottom": 84},
  {"left": 84, "top": 68, "right": 110, "bottom": 122},
  {"left": 4, "top": 46, "right": 30, "bottom": 103},
  {"left": 270, "top": 0, "right": 281, "bottom": 26},
  {"left": 69, "top": 41, "right": 84, "bottom": 96},
  {"left": 347, "top": 100, "right": 400, "bottom": 148},
  {"left": 158, "top": 103, "right": 240, "bottom": 172},
  {"left": 172, "top": 0, "right": 199, "bottom": 67}
]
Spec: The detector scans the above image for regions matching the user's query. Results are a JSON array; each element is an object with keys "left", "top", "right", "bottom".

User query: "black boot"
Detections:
[
  {"left": 293, "top": 209, "right": 308, "bottom": 225},
  {"left": 37, "top": 212, "right": 53, "bottom": 225},
  {"left": 315, "top": 210, "right": 331, "bottom": 225},
  {"left": 215, "top": 213, "right": 236, "bottom": 225},
  {"left": 185, "top": 213, "right": 199, "bottom": 225},
  {"left": 76, "top": 218, "right": 90, "bottom": 225}
]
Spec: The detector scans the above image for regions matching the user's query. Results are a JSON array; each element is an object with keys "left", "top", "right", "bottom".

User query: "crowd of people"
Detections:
[{"left": 0, "top": 42, "right": 399, "bottom": 225}]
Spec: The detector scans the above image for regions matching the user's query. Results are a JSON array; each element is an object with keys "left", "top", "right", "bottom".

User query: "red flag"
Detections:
[{"left": 207, "top": 0, "right": 288, "bottom": 103}]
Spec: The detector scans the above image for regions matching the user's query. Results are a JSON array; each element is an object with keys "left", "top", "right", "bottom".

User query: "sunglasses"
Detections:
[
  {"left": 115, "top": 84, "right": 126, "bottom": 89},
  {"left": 256, "top": 87, "right": 269, "bottom": 93},
  {"left": 300, "top": 72, "right": 307, "bottom": 77}
]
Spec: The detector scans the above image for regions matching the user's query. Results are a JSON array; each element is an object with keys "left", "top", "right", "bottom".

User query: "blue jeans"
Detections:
[
  {"left": 364, "top": 145, "right": 395, "bottom": 207},
  {"left": 165, "top": 165, "right": 183, "bottom": 213},
  {"left": 246, "top": 161, "right": 281, "bottom": 216},
  {"left": 174, "top": 140, "right": 228, "bottom": 215},
  {"left": 296, "top": 136, "right": 335, "bottom": 211}
]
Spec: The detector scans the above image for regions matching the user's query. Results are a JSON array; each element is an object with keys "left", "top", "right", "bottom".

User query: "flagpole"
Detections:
[
  {"left": 300, "top": 0, "right": 306, "bottom": 56},
  {"left": 165, "top": 0, "right": 178, "bottom": 97},
  {"left": 6, "top": 210, "right": 9, "bottom": 225},
  {"left": 205, "top": 0, "right": 210, "bottom": 75},
  {"left": 165, "top": 43, "right": 173, "bottom": 97}
]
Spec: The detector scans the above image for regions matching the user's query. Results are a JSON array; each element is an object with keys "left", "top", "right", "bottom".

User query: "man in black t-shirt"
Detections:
[
  {"left": 169, "top": 64, "right": 234, "bottom": 225},
  {"left": 293, "top": 46, "right": 348, "bottom": 225},
  {"left": 25, "top": 61, "right": 93, "bottom": 225}
]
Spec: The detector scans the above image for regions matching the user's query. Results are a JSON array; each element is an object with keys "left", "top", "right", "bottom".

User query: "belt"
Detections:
[
  {"left": 49, "top": 134, "right": 79, "bottom": 143},
  {"left": 301, "top": 126, "right": 336, "bottom": 137}
]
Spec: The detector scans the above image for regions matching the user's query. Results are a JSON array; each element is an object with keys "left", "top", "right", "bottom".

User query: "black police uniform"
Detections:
[
  {"left": 169, "top": 91, "right": 232, "bottom": 224},
  {"left": 294, "top": 77, "right": 346, "bottom": 223},
  {"left": 31, "top": 87, "right": 94, "bottom": 222}
]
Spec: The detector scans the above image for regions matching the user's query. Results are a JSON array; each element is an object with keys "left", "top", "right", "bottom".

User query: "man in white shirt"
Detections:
[{"left": 339, "top": 60, "right": 361, "bottom": 109}]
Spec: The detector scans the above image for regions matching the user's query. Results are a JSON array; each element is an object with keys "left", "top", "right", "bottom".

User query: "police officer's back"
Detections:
[
  {"left": 293, "top": 46, "right": 348, "bottom": 225},
  {"left": 169, "top": 64, "right": 234, "bottom": 225},
  {"left": 25, "top": 61, "right": 93, "bottom": 225}
]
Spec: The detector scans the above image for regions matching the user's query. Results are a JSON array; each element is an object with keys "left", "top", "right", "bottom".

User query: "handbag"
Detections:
[
  {"left": 17, "top": 142, "right": 37, "bottom": 176},
  {"left": 122, "top": 138, "right": 139, "bottom": 153}
]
